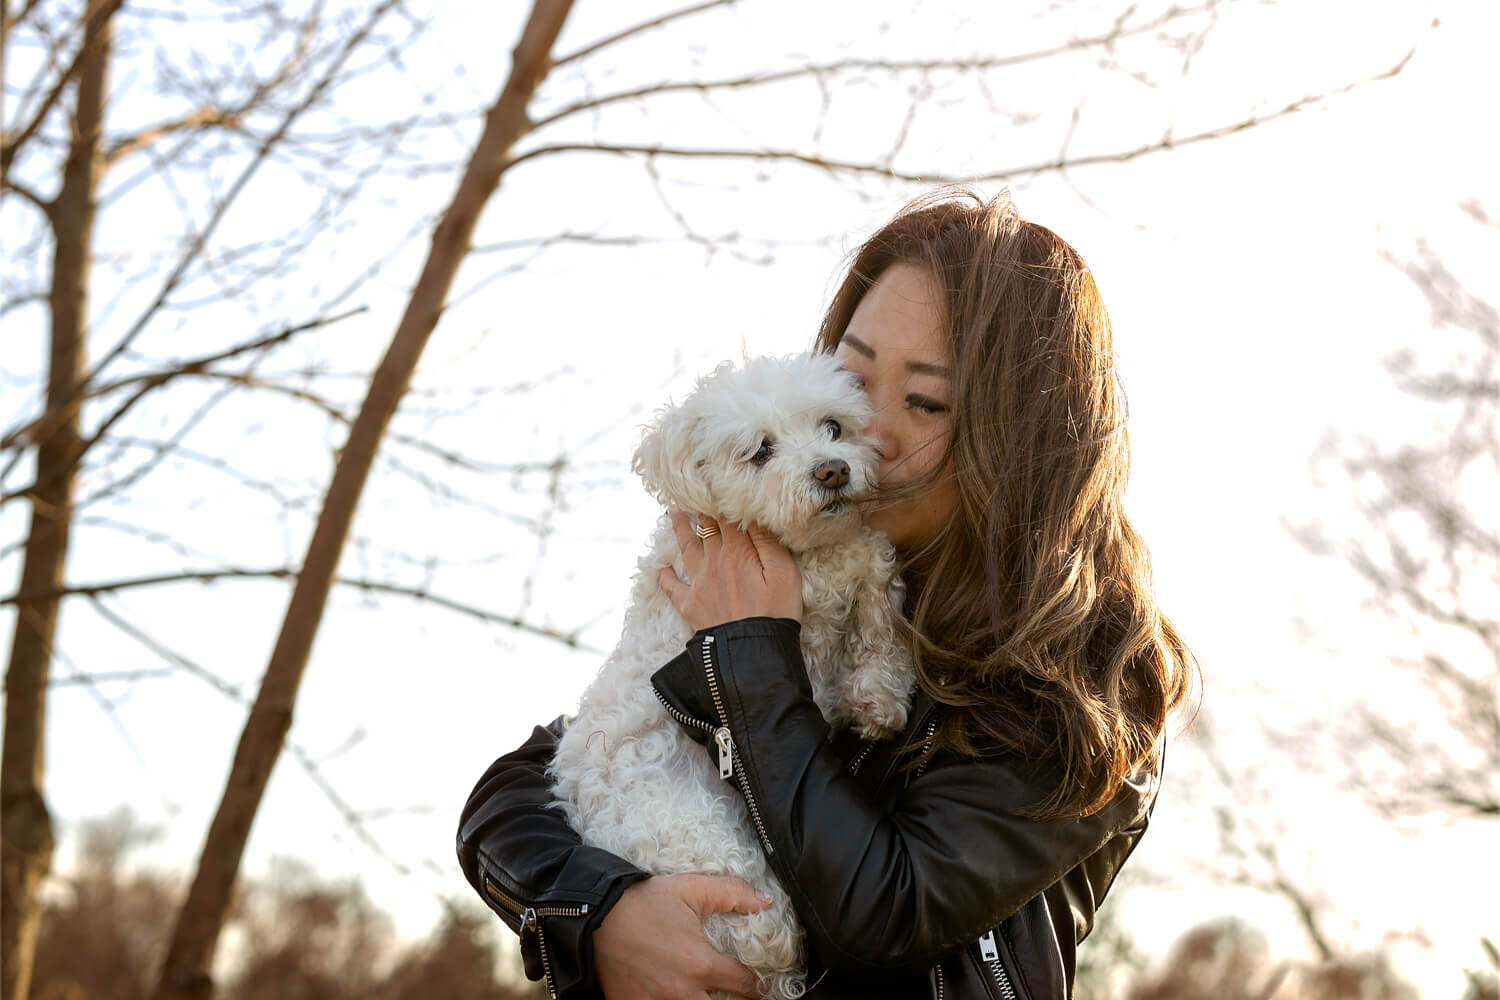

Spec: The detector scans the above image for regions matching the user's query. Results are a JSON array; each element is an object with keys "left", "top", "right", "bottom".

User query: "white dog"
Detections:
[{"left": 548, "top": 353, "right": 915, "bottom": 999}]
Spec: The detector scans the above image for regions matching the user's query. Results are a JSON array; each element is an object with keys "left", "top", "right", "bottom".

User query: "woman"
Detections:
[{"left": 457, "top": 188, "right": 1196, "bottom": 999}]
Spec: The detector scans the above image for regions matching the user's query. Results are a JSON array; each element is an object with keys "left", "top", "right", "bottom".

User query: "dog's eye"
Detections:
[
  {"left": 823, "top": 418, "right": 842, "bottom": 441},
  {"left": 751, "top": 438, "right": 774, "bottom": 466}
]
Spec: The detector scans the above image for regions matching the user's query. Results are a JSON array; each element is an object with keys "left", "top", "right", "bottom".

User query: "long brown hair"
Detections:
[{"left": 815, "top": 188, "right": 1198, "bottom": 819}]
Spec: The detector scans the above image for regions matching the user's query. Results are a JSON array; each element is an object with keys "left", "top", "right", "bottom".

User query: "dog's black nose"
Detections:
[{"left": 814, "top": 459, "right": 850, "bottom": 490}]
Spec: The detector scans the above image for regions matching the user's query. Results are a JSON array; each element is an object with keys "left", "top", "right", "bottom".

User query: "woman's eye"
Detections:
[
  {"left": 839, "top": 368, "right": 866, "bottom": 390},
  {"left": 906, "top": 394, "right": 948, "bottom": 415},
  {"left": 823, "top": 418, "right": 842, "bottom": 441},
  {"left": 751, "top": 438, "right": 774, "bottom": 465}
]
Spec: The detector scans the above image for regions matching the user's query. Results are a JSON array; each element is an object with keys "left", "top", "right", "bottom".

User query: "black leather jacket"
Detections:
[{"left": 457, "top": 617, "right": 1162, "bottom": 999}]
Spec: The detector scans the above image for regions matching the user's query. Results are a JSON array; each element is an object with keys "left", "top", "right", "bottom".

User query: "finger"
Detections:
[
  {"left": 667, "top": 505, "right": 697, "bottom": 551},
  {"left": 701, "top": 951, "right": 762, "bottom": 999},
  {"left": 667, "top": 506, "right": 706, "bottom": 579},
  {"left": 744, "top": 521, "right": 779, "bottom": 548},
  {"left": 717, "top": 520, "right": 757, "bottom": 564},
  {"left": 679, "top": 874, "right": 771, "bottom": 917},
  {"left": 658, "top": 566, "right": 688, "bottom": 607},
  {"left": 696, "top": 514, "right": 724, "bottom": 557},
  {"left": 745, "top": 523, "right": 794, "bottom": 569}
]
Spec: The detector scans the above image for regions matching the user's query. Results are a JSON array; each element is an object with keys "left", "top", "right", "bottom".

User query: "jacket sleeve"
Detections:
[
  {"left": 650, "top": 617, "right": 1159, "bottom": 970},
  {"left": 456, "top": 716, "right": 650, "bottom": 998}
]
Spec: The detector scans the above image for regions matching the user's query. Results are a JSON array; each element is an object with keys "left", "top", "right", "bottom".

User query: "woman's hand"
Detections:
[
  {"left": 594, "top": 874, "right": 770, "bottom": 999},
  {"left": 658, "top": 509, "right": 803, "bottom": 632}
]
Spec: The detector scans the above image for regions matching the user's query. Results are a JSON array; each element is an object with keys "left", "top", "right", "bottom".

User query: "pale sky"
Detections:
[{"left": 4, "top": 0, "right": 1497, "bottom": 991}]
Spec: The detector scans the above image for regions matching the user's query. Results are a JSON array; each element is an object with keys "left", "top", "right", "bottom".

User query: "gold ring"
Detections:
[{"left": 695, "top": 521, "right": 720, "bottom": 539}]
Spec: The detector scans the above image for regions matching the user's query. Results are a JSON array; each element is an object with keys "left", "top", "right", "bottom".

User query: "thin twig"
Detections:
[
  {"left": 3, "top": 568, "right": 603, "bottom": 652},
  {"left": 549, "top": 0, "right": 732, "bottom": 71}
]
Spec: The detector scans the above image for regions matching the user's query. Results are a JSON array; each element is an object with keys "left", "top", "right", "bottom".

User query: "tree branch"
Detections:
[
  {"left": 512, "top": 34, "right": 1426, "bottom": 181},
  {"left": 0, "top": 308, "right": 365, "bottom": 507},
  {"left": 16, "top": 1, "right": 404, "bottom": 476},
  {"left": 1, "top": 178, "right": 53, "bottom": 218},
  {"left": 533, "top": 1, "right": 1236, "bottom": 131},
  {"left": 2, "top": 567, "right": 602, "bottom": 652},
  {"left": 83, "top": 593, "right": 460, "bottom": 908},
  {"left": 104, "top": 106, "right": 245, "bottom": 166},
  {"left": 48, "top": 667, "right": 175, "bottom": 686},
  {"left": 0, "top": 0, "right": 125, "bottom": 188},
  {"left": 550, "top": 0, "right": 732, "bottom": 71}
]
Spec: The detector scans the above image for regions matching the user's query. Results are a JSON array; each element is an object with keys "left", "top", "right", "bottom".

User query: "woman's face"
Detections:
[{"left": 833, "top": 262, "right": 960, "bottom": 551}]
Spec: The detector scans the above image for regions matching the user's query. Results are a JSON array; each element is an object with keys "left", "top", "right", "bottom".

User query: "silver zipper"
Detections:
[
  {"left": 699, "top": 634, "right": 775, "bottom": 855},
  {"left": 483, "top": 874, "right": 589, "bottom": 1000},
  {"left": 847, "top": 739, "right": 876, "bottom": 776},
  {"left": 527, "top": 908, "right": 557, "bottom": 999},
  {"left": 650, "top": 665, "right": 734, "bottom": 778},
  {"left": 714, "top": 726, "right": 735, "bottom": 779},
  {"left": 933, "top": 960, "right": 945, "bottom": 1000},
  {"left": 482, "top": 873, "right": 590, "bottom": 922},
  {"left": 912, "top": 716, "right": 939, "bottom": 778},
  {"left": 653, "top": 686, "right": 715, "bottom": 736},
  {"left": 977, "top": 929, "right": 1018, "bottom": 1000}
]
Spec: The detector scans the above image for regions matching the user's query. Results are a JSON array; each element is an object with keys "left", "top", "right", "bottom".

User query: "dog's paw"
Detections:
[
  {"left": 848, "top": 694, "right": 908, "bottom": 741},
  {"left": 842, "top": 664, "right": 912, "bottom": 741}
]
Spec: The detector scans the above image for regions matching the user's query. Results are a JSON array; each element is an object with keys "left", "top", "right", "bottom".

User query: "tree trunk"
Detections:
[
  {"left": 1, "top": 6, "right": 113, "bottom": 999},
  {"left": 150, "top": 3, "right": 577, "bottom": 998}
]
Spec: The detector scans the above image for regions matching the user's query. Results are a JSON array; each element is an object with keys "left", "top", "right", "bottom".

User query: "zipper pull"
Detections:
[
  {"left": 714, "top": 726, "right": 735, "bottom": 779},
  {"left": 522, "top": 907, "right": 539, "bottom": 932},
  {"left": 978, "top": 929, "right": 999, "bottom": 962}
]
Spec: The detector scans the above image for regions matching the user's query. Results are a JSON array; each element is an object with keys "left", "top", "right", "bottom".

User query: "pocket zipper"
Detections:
[
  {"left": 977, "top": 929, "right": 1019, "bottom": 1000},
  {"left": 482, "top": 873, "right": 589, "bottom": 1000}
]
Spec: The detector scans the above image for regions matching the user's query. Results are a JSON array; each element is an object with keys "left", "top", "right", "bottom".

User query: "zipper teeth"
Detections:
[
  {"left": 536, "top": 922, "right": 557, "bottom": 1000},
  {"left": 653, "top": 686, "right": 714, "bottom": 734},
  {"left": 913, "top": 716, "right": 939, "bottom": 778},
  {"left": 482, "top": 875, "right": 586, "bottom": 920},
  {"left": 482, "top": 875, "right": 586, "bottom": 1000},
  {"left": 700, "top": 634, "right": 775, "bottom": 856},
  {"left": 978, "top": 929, "right": 1018, "bottom": 1000},
  {"left": 730, "top": 742, "right": 773, "bottom": 854},
  {"left": 934, "top": 961, "right": 944, "bottom": 1000},
  {"left": 985, "top": 957, "right": 1017, "bottom": 1000},
  {"left": 702, "top": 634, "right": 727, "bottom": 721},
  {"left": 650, "top": 686, "right": 762, "bottom": 846},
  {"left": 847, "top": 740, "right": 876, "bottom": 776}
]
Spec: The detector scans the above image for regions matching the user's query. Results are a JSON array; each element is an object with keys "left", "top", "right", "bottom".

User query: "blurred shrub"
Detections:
[{"left": 30, "top": 810, "right": 540, "bottom": 1000}]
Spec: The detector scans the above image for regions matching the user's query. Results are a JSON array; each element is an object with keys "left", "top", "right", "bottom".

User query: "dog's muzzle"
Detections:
[
  {"left": 813, "top": 459, "right": 850, "bottom": 490},
  {"left": 813, "top": 459, "right": 857, "bottom": 514}
]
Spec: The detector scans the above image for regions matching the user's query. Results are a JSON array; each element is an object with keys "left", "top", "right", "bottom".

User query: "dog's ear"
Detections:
[{"left": 632, "top": 402, "right": 716, "bottom": 514}]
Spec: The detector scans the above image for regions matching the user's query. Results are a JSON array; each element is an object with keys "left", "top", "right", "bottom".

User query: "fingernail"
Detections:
[{"left": 756, "top": 891, "right": 772, "bottom": 905}]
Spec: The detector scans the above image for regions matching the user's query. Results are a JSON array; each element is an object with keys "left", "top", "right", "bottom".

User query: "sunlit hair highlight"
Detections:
[{"left": 815, "top": 188, "right": 1198, "bottom": 819}]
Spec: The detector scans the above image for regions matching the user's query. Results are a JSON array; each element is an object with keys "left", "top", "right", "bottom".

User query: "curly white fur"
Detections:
[{"left": 548, "top": 354, "right": 915, "bottom": 1000}]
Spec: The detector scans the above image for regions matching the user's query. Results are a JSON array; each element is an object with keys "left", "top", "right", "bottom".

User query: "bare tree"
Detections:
[
  {"left": 2, "top": 1, "right": 1434, "bottom": 997},
  {"left": 1124, "top": 202, "right": 1497, "bottom": 1000},
  {"left": 150, "top": 4, "right": 576, "bottom": 996},
  {"left": 1, "top": 2, "right": 443, "bottom": 994},
  {"left": 3, "top": 6, "right": 122, "bottom": 995},
  {"left": 1293, "top": 201, "right": 1499, "bottom": 824}
]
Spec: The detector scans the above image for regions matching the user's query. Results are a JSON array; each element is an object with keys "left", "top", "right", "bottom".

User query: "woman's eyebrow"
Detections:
[
  {"left": 840, "top": 334, "right": 876, "bottom": 359},
  {"left": 842, "top": 334, "right": 948, "bottom": 376}
]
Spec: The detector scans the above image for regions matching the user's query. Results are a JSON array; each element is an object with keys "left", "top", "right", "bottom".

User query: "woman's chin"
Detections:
[{"left": 862, "top": 507, "right": 907, "bottom": 548}]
